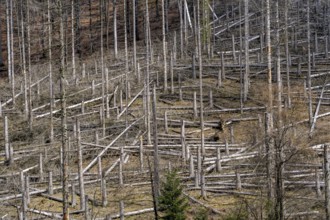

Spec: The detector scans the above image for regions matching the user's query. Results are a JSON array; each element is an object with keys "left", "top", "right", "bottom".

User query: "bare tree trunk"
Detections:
[
  {"left": 26, "top": 0, "right": 33, "bottom": 131},
  {"left": 100, "top": 0, "right": 106, "bottom": 137},
  {"left": 4, "top": 116, "right": 10, "bottom": 164},
  {"left": 20, "top": 0, "right": 28, "bottom": 120},
  {"left": 75, "top": 0, "right": 81, "bottom": 57},
  {"left": 197, "top": 0, "right": 205, "bottom": 156},
  {"left": 124, "top": 0, "right": 128, "bottom": 71},
  {"left": 10, "top": 0, "right": 15, "bottom": 106},
  {"left": 274, "top": 131, "right": 284, "bottom": 220},
  {"left": 145, "top": 0, "right": 151, "bottom": 145},
  {"left": 0, "top": 10, "right": 3, "bottom": 71},
  {"left": 89, "top": 0, "right": 93, "bottom": 53},
  {"left": 265, "top": 112, "right": 274, "bottom": 200},
  {"left": 243, "top": 0, "right": 249, "bottom": 102},
  {"left": 113, "top": 0, "right": 118, "bottom": 59},
  {"left": 284, "top": 0, "right": 291, "bottom": 108},
  {"left": 48, "top": 0, "right": 54, "bottom": 143},
  {"left": 266, "top": 0, "right": 273, "bottom": 115},
  {"left": 276, "top": 0, "right": 282, "bottom": 125},
  {"left": 179, "top": 0, "right": 184, "bottom": 59},
  {"left": 307, "top": 0, "right": 313, "bottom": 125},
  {"left": 71, "top": 0, "right": 76, "bottom": 79},
  {"left": 152, "top": 84, "right": 160, "bottom": 208},
  {"left": 162, "top": 0, "right": 167, "bottom": 93},
  {"left": 58, "top": 0, "right": 69, "bottom": 218},
  {"left": 239, "top": 1, "right": 243, "bottom": 113},
  {"left": 133, "top": 0, "right": 137, "bottom": 75},
  {"left": 6, "top": 0, "right": 12, "bottom": 82},
  {"left": 76, "top": 119, "right": 85, "bottom": 210}
]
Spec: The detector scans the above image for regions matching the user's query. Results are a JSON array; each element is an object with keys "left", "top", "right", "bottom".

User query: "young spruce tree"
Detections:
[{"left": 159, "top": 170, "right": 189, "bottom": 220}]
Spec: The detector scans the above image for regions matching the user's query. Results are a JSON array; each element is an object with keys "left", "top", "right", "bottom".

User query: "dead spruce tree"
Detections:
[{"left": 57, "top": 0, "right": 70, "bottom": 218}]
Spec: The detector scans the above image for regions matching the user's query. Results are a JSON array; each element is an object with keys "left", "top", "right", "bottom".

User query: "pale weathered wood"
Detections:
[
  {"left": 4, "top": 116, "right": 10, "bottom": 163},
  {"left": 48, "top": 171, "right": 53, "bottom": 195},
  {"left": 181, "top": 120, "right": 186, "bottom": 161},
  {"left": 101, "top": 178, "right": 107, "bottom": 207},
  {"left": 140, "top": 136, "right": 144, "bottom": 172},
  {"left": 76, "top": 119, "right": 85, "bottom": 210},
  {"left": 315, "top": 168, "right": 321, "bottom": 198},
  {"left": 39, "top": 153, "right": 44, "bottom": 182},
  {"left": 201, "top": 170, "right": 206, "bottom": 199},
  {"left": 119, "top": 146, "right": 124, "bottom": 186},
  {"left": 189, "top": 154, "right": 194, "bottom": 177},
  {"left": 236, "top": 170, "right": 242, "bottom": 191},
  {"left": 152, "top": 84, "right": 160, "bottom": 200},
  {"left": 193, "top": 92, "right": 198, "bottom": 119},
  {"left": 26, "top": 208, "right": 61, "bottom": 219},
  {"left": 216, "top": 147, "right": 221, "bottom": 172},
  {"left": 164, "top": 110, "right": 168, "bottom": 134}
]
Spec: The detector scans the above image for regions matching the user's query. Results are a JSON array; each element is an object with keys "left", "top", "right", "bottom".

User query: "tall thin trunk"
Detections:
[
  {"left": 197, "top": 0, "right": 205, "bottom": 157},
  {"left": 136, "top": 0, "right": 139, "bottom": 40},
  {"left": 152, "top": 84, "right": 159, "bottom": 213},
  {"left": 126, "top": 0, "right": 130, "bottom": 38},
  {"left": 75, "top": 0, "right": 81, "bottom": 57},
  {"left": 124, "top": 0, "right": 129, "bottom": 140},
  {"left": 58, "top": 0, "right": 69, "bottom": 218},
  {"left": 89, "top": 0, "right": 93, "bottom": 53},
  {"left": 27, "top": 0, "right": 32, "bottom": 130},
  {"left": 133, "top": 0, "right": 137, "bottom": 75},
  {"left": 0, "top": 10, "right": 3, "bottom": 70},
  {"left": 145, "top": 0, "right": 151, "bottom": 145},
  {"left": 244, "top": 0, "right": 249, "bottom": 102},
  {"left": 76, "top": 119, "right": 85, "bottom": 210},
  {"left": 266, "top": 0, "right": 273, "bottom": 115},
  {"left": 100, "top": 0, "right": 105, "bottom": 136},
  {"left": 6, "top": 0, "right": 15, "bottom": 106},
  {"left": 284, "top": 0, "right": 291, "bottom": 108},
  {"left": 307, "top": 0, "right": 313, "bottom": 125},
  {"left": 48, "top": 0, "right": 54, "bottom": 143},
  {"left": 162, "top": 0, "right": 167, "bottom": 92},
  {"left": 6, "top": 0, "right": 11, "bottom": 81},
  {"left": 71, "top": 0, "right": 76, "bottom": 79},
  {"left": 276, "top": 0, "right": 282, "bottom": 125},
  {"left": 20, "top": 0, "right": 28, "bottom": 119},
  {"left": 124, "top": 0, "right": 128, "bottom": 71},
  {"left": 10, "top": 0, "right": 14, "bottom": 99},
  {"left": 239, "top": 0, "right": 243, "bottom": 113},
  {"left": 113, "top": 0, "right": 118, "bottom": 58}
]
